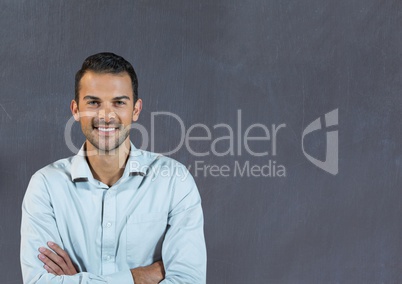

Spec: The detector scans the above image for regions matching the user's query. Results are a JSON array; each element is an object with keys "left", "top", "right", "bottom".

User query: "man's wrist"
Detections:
[{"left": 130, "top": 261, "right": 165, "bottom": 284}]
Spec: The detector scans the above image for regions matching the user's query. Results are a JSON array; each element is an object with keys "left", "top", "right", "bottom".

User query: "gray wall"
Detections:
[{"left": 1, "top": 1, "right": 402, "bottom": 283}]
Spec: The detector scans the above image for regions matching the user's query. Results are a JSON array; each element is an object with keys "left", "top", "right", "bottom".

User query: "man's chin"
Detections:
[
  {"left": 85, "top": 140, "right": 117, "bottom": 153},
  {"left": 95, "top": 143, "right": 120, "bottom": 153},
  {"left": 84, "top": 132, "right": 130, "bottom": 153}
]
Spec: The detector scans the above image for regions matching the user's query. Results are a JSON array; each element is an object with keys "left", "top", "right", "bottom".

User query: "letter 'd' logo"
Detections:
[{"left": 302, "top": 109, "right": 338, "bottom": 175}]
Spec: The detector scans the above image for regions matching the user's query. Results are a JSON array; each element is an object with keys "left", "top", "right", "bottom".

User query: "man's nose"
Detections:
[{"left": 98, "top": 106, "right": 116, "bottom": 122}]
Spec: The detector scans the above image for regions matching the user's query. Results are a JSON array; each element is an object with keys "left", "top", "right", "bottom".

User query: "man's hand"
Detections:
[
  {"left": 38, "top": 242, "right": 78, "bottom": 276},
  {"left": 131, "top": 260, "right": 165, "bottom": 284}
]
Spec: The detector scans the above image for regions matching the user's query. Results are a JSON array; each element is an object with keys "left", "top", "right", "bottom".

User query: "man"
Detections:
[{"left": 20, "top": 52, "right": 207, "bottom": 283}]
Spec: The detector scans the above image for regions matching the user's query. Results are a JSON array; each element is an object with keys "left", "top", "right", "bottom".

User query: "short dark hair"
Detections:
[{"left": 75, "top": 52, "right": 138, "bottom": 104}]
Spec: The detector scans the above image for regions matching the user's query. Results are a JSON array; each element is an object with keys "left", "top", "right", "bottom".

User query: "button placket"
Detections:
[{"left": 101, "top": 190, "right": 117, "bottom": 274}]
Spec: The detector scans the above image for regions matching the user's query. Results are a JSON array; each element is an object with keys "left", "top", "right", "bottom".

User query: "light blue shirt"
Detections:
[{"left": 20, "top": 142, "right": 206, "bottom": 284}]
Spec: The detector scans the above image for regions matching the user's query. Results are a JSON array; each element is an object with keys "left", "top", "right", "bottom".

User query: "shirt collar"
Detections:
[{"left": 71, "top": 142, "right": 158, "bottom": 182}]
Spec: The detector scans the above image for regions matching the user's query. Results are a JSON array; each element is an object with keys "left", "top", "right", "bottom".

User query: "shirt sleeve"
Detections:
[
  {"left": 160, "top": 166, "right": 207, "bottom": 284},
  {"left": 20, "top": 172, "right": 134, "bottom": 284}
]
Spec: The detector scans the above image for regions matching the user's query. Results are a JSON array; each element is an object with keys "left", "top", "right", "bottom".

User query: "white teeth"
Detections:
[{"left": 98, "top": 127, "right": 115, "bottom": 132}]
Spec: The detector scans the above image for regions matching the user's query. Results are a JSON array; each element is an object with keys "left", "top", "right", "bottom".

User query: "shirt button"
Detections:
[
  {"left": 104, "top": 255, "right": 111, "bottom": 261},
  {"left": 106, "top": 222, "right": 112, "bottom": 228}
]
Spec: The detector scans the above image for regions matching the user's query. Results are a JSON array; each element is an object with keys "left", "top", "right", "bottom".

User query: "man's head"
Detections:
[
  {"left": 75, "top": 52, "right": 139, "bottom": 105},
  {"left": 71, "top": 52, "right": 142, "bottom": 153}
]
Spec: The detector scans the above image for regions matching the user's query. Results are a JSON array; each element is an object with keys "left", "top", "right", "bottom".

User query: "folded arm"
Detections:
[
  {"left": 38, "top": 242, "right": 164, "bottom": 284},
  {"left": 22, "top": 173, "right": 165, "bottom": 284},
  {"left": 21, "top": 173, "right": 132, "bottom": 284}
]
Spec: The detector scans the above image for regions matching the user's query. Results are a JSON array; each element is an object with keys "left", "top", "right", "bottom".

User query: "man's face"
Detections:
[{"left": 71, "top": 71, "right": 141, "bottom": 152}]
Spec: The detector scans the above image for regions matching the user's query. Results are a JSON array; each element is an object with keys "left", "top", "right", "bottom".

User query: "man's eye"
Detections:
[
  {"left": 88, "top": 101, "right": 99, "bottom": 106},
  {"left": 115, "top": 101, "right": 126, "bottom": 105}
]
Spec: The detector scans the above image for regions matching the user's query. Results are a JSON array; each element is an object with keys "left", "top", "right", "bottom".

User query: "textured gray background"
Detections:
[{"left": 1, "top": 1, "right": 402, "bottom": 283}]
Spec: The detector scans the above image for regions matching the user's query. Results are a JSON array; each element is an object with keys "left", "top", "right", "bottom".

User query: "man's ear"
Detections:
[
  {"left": 133, "top": 99, "right": 142, "bottom": 122},
  {"left": 70, "top": 100, "right": 80, "bottom": 121}
]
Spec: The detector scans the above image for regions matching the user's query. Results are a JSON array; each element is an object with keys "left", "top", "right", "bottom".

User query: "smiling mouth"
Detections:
[
  {"left": 98, "top": 127, "right": 116, "bottom": 132},
  {"left": 94, "top": 126, "right": 119, "bottom": 135}
]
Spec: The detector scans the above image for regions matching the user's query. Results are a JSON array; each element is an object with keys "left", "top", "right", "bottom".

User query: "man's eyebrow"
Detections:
[
  {"left": 112, "top": 96, "right": 131, "bottom": 101},
  {"left": 83, "top": 95, "right": 100, "bottom": 100},
  {"left": 82, "top": 96, "right": 131, "bottom": 101}
]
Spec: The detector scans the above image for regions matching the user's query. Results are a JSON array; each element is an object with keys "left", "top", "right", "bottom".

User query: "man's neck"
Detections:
[{"left": 85, "top": 139, "right": 131, "bottom": 187}]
